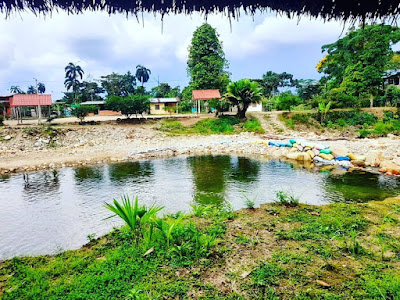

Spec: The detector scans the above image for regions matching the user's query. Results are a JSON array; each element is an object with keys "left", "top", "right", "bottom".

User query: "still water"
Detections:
[{"left": 1, "top": 155, "right": 399, "bottom": 259}]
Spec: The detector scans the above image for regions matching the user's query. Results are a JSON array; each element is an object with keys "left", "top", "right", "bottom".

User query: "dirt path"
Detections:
[{"left": 250, "top": 112, "right": 290, "bottom": 135}]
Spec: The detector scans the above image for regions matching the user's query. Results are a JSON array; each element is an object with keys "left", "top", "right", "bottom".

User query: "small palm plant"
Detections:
[
  {"left": 318, "top": 101, "right": 332, "bottom": 124},
  {"left": 104, "top": 196, "right": 163, "bottom": 242}
]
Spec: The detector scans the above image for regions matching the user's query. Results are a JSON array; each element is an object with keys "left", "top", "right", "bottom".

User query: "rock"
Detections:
[
  {"left": 379, "top": 160, "right": 400, "bottom": 175},
  {"left": 352, "top": 160, "right": 365, "bottom": 167},
  {"left": 330, "top": 144, "right": 349, "bottom": 157},
  {"left": 3, "top": 135, "right": 12, "bottom": 140},
  {"left": 365, "top": 151, "right": 384, "bottom": 167}
]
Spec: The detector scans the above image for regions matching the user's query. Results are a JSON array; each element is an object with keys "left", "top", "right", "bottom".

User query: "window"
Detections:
[
  {"left": 389, "top": 78, "right": 394, "bottom": 84},
  {"left": 155, "top": 105, "right": 160, "bottom": 110}
]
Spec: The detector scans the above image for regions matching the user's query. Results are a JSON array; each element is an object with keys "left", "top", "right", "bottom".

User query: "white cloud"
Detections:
[{"left": 0, "top": 11, "right": 349, "bottom": 98}]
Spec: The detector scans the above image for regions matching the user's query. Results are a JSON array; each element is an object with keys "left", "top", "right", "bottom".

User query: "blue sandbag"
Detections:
[
  {"left": 277, "top": 142, "right": 287, "bottom": 147},
  {"left": 284, "top": 143, "right": 293, "bottom": 147},
  {"left": 268, "top": 141, "right": 279, "bottom": 147},
  {"left": 335, "top": 156, "right": 350, "bottom": 161},
  {"left": 289, "top": 139, "right": 296, "bottom": 144}
]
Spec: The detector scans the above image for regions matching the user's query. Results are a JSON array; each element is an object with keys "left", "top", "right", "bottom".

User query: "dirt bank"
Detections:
[{"left": 0, "top": 121, "right": 400, "bottom": 175}]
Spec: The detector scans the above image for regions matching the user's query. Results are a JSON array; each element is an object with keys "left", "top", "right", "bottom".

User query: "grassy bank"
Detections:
[
  {"left": 159, "top": 116, "right": 264, "bottom": 135},
  {"left": 1, "top": 197, "right": 400, "bottom": 299},
  {"left": 280, "top": 109, "right": 400, "bottom": 138}
]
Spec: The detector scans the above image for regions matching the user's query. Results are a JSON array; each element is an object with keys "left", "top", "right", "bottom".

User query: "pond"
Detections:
[{"left": 1, "top": 155, "right": 400, "bottom": 259}]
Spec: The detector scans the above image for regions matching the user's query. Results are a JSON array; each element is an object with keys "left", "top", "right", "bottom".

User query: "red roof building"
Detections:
[
  {"left": 0, "top": 94, "right": 52, "bottom": 117},
  {"left": 192, "top": 89, "right": 221, "bottom": 101}
]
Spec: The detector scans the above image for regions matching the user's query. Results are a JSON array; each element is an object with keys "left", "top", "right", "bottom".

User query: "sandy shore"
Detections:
[{"left": 1, "top": 121, "right": 400, "bottom": 175}]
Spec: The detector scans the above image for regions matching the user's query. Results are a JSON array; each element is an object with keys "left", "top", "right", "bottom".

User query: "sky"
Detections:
[{"left": 0, "top": 10, "right": 352, "bottom": 99}]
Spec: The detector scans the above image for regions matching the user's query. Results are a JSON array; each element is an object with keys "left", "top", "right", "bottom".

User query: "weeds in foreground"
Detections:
[
  {"left": 242, "top": 193, "right": 256, "bottom": 209},
  {"left": 274, "top": 190, "right": 300, "bottom": 206}
]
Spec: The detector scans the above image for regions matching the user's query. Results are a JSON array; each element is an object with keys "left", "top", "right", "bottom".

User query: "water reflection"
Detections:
[
  {"left": 109, "top": 161, "right": 154, "bottom": 182},
  {"left": 323, "top": 171, "right": 400, "bottom": 202},
  {"left": 189, "top": 155, "right": 231, "bottom": 205},
  {"left": 229, "top": 157, "right": 260, "bottom": 183},
  {"left": 1, "top": 155, "right": 400, "bottom": 259},
  {"left": 74, "top": 166, "right": 104, "bottom": 182},
  {"left": 22, "top": 170, "right": 60, "bottom": 198}
]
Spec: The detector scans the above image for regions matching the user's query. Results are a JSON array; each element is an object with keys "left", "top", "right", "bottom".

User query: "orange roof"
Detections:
[{"left": 192, "top": 89, "right": 221, "bottom": 101}]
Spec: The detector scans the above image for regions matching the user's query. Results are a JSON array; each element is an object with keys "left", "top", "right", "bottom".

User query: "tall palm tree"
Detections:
[
  {"left": 64, "top": 63, "right": 84, "bottom": 102},
  {"left": 27, "top": 85, "right": 37, "bottom": 94},
  {"left": 135, "top": 65, "right": 151, "bottom": 86},
  {"left": 9, "top": 85, "right": 24, "bottom": 94},
  {"left": 37, "top": 82, "right": 46, "bottom": 94},
  {"left": 224, "top": 79, "right": 263, "bottom": 119}
]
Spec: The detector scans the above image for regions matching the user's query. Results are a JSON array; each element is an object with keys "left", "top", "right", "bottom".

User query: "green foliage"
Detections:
[
  {"left": 359, "top": 119, "right": 400, "bottom": 137},
  {"left": 275, "top": 191, "right": 300, "bottom": 207},
  {"left": 72, "top": 104, "right": 98, "bottom": 122},
  {"left": 104, "top": 196, "right": 163, "bottom": 240},
  {"left": 106, "top": 94, "right": 150, "bottom": 118},
  {"left": 100, "top": 72, "right": 136, "bottom": 96},
  {"left": 252, "top": 262, "right": 285, "bottom": 286},
  {"left": 187, "top": 23, "right": 229, "bottom": 92},
  {"left": 240, "top": 117, "right": 265, "bottom": 133},
  {"left": 295, "top": 79, "right": 321, "bottom": 100},
  {"left": 257, "top": 71, "right": 295, "bottom": 97},
  {"left": 0, "top": 115, "right": 4, "bottom": 126},
  {"left": 275, "top": 91, "right": 302, "bottom": 111},
  {"left": 277, "top": 204, "right": 367, "bottom": 241},
  {"left": 159, "top": 116, "right": 263, "bottom": 135},
  {"left": 225, "top": 79, "right": 263, "bottom": 118},
  {"left": 64, "top": 63, "right": 84, "bottom": 102},
  {"left": 136, "top": 65, "right": 151, "bottom": 86},
  {"left": 151, "top": 83, "right": 181, "bottom": 98},
  {"left": 319, "top": 24, "right": 400, "bottom": 106}
]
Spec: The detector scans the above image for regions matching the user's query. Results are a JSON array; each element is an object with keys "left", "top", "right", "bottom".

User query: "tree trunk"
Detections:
[{"left": 370, "top": 94, "right": 374, "bottom": 108}]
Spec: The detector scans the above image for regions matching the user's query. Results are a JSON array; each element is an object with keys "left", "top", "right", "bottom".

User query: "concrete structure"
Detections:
[
  {"left": 149, "top": 98, "right": 179, "bottom": 115},
  {"left": 247, "top": 102, "right": 263, "bottom": 112},
  {"left": 192, "top": 89, "right": 221, "bottom": 114}
]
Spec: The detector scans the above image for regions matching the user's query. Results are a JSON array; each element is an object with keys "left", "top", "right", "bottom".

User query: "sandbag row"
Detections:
[{"left": 265, "top": 139, "right": 365, "bottom": 167}]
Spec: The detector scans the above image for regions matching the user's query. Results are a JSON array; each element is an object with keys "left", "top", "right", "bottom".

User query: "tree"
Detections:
[
  {"left": 318, "top": 24, "right": 400, "bottom": 107},
  {"left": 79, "top": 81, "right": 104, "bottom": 102},
  {"left": 294, "top": 79, "right": 321, "bottom": 101},
  {"left": 257, "top": 71, "right": 294, "bottom": 97},
  {"left": 224, "top": 79, "right": 263, "bottom": 119},
  {"left": 275, "top": 91, "right": 302, "bottom": 111},
  {"left": 100, "top": 72, "right": 136, "bottom": 96},
  {"left": 151, "top": 83, "right": 181, "bottom": 98},
  {"left": 72, "top": 105, "right": 98, "bottom": 122},
  {"left": 106, "top": 95, "right": 150, "bottom": 118},
  {"left": 10, "top": 86, "right": 24, "bottom": 94},
  {"left": 135, "top": 65, "right": 151, "bottom": 86},
  {"left": 64, "top": 63, "right": 84, "bottom": 102},
  {"left": 27, "top": 85, "right": 37, "bottom": 94},
  {"left": 37, "top": 82, "right": 46, "bottom": 94},
  {"left": 187, "top": 23, "right": 230, "bottom": 93},
  {"left": 164, "top": 105, "right": 176, "bottom": 115}
]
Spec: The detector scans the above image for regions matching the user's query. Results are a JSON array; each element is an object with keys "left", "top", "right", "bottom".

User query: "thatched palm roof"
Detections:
[{"left": 1, "top": 0, "right": 399, "bottom": 21}]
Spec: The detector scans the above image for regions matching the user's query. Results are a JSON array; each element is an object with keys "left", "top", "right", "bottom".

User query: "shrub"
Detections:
[
  {"left": 72, "top": 105, "right": 98, "bottom": 122},
  {"left": 275, "top": 92, "right": 302, "bottom": 111},
  {"left": 0, "top": 115, "right": 4, "bottom": 126},
  {"left": 275, "top": 191, "right": 299, "bottom": 207},
  {"left": 241, "top": 117, "right": 265, "bottom": 133}
]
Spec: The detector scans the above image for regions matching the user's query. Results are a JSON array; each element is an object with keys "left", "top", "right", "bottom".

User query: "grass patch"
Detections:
[
  {"left": 159, "top": 116, "right": 264, "bottom": 135},
  {"left": 2, "top": 198, "right": 400, "bottom": 299}
]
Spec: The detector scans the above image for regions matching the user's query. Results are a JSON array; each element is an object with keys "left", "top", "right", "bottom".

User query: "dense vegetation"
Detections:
[
  {"left": 1, "top": 195, "right": 400, "bottom": 299},
  {"left": 159, "top": 116, "right": 264, "bottom": 135},
  {"left": 280, "top": 108, "right": 400, "bottom": 137}
]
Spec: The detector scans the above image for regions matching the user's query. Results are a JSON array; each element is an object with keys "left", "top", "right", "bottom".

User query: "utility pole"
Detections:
[{"left": 34, "top": 78, "right": 41, "bottom": 124}]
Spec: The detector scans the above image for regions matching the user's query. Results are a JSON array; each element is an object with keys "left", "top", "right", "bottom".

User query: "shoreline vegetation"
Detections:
[{"left": 1, "top": 196, "right": 400, "bottom": 299}]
